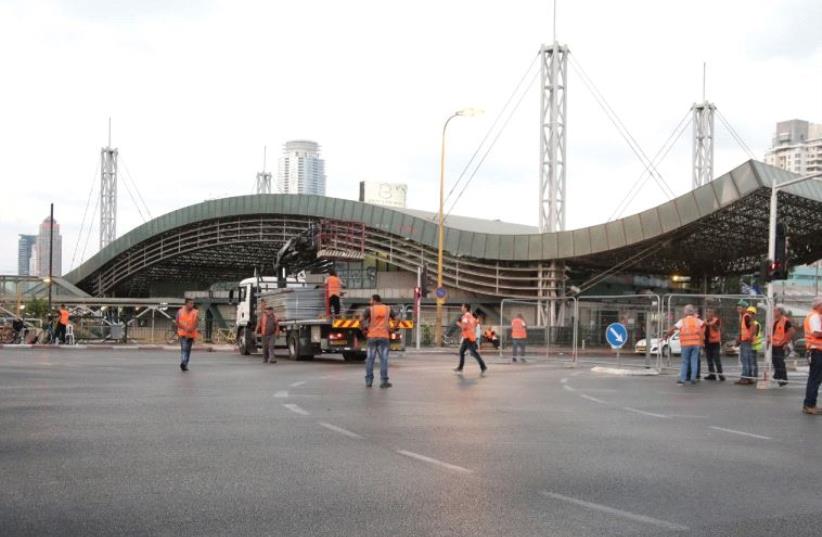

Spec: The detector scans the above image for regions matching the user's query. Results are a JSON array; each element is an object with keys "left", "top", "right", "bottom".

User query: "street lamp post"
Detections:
[
  {"left": 763, "top": 171, "right": 822, "bottom": 387},
  {"left": 434, "top": 108, "right": 482, "bottom": 347}
]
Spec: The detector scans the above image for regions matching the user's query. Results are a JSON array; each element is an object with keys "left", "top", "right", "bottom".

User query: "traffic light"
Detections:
[
  {"left": 420, "top": 265, "right": 430, "bottom": 297},
  {"left": 773, "top": 222, "right": 788, "bottom": 279}
]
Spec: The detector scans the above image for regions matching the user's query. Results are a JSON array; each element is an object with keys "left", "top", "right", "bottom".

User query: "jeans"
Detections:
[
  {"left": 262, "top": 334, "right": 276, "bottom": 363},
  {"left": 366, "top": 338, "right": 390, "bottom": 384},
  {"left": 739, "top": 342, "right": 755, "bottom": 379},
  {"left": 772, "top": 345, "right": 788, "bottom": 382},
  {"left": 804, "top": 350, "right": 822, "bottom": 408},
  {"left": 458, "top": 339, "right": 487, "bottom": 371},
  {"left": 512, "top": 339, "right": 526, "bottom": 358},
  {"left": 705, "top": 342, "right": 723, "bottom": 374},
  {"left": 180, "top": 337, "right": 194, "bottom": 366},
  {"left": 680, "top": 346, "right": 700, "bottom": 382}
]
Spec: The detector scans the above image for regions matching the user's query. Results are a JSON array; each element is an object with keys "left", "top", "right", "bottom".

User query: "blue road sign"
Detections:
[
  {"left": 605, "top": 322, "right": 628, "bottom": 349},
  {"left": 435, "top": 287, "right": 447, "bottom": 299}
]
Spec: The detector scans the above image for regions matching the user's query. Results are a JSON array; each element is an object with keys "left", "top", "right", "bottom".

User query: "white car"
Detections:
[{"left": 634, "top": 331, "right": 681, "bottom": 356}]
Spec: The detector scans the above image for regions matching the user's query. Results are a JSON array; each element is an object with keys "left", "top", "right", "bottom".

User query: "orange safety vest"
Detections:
[
  {"left": 59, "top": 309, "right": 70, "bottom": 326},
  {"left": 772, "top": 317, "right": 790, "bottom": 347},
  {"left": 511, "top": 318, "right": 527, "bottom": 340},
  {"left": 679, "top": 316, "right": 703, "bottom": 347},
  {"left": 739, "top": 313, "right": 753, "bottom": 342},
  {"left": 177, "top": 308, "right": 199, "bottom": 339},
  {"left": 707, "top": 318, "right": 721, "bottom": 344},
  {"left": 326, "top": 276, "right": 342, "bottom": 297},
  {"left": 367, "top": 304, "right": 390, "bottom": 339},
  {"left": 461, "top": 313, "right": 478, "bottom": 342},
  {"left": 804, "top": 312, "right": 822, "bottom": 351}
]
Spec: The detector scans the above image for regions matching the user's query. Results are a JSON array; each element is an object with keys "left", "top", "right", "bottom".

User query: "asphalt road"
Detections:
[{"left": 1, "top": 348, "right": 821, "bottom": 536}]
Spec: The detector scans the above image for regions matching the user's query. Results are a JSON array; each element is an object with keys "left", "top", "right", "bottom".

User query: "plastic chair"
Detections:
[{"left": 65, "top": 324, "right": 76, "bottom": 345}]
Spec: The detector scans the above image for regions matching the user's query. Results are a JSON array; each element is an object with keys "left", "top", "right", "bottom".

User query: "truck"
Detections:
[{"left": 230, "top": 277, "right": 412, "bottom": 361}]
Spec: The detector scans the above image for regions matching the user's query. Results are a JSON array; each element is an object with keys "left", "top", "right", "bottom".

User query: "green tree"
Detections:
[{"left": 25, "top": 298, "right": 49, "bottom": 320}]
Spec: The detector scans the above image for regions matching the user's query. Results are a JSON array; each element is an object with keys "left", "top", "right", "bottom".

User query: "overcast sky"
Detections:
[{"left": 1, "top": 0, "right": 820, "bottom": 275}]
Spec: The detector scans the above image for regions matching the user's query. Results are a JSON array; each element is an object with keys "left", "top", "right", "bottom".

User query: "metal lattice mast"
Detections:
[
  {"left": 691, "top": 64, "right": 715, "bottom": 188},
  {"left": 256, "top": 145, "right": 272, "bottom": 194},
  {"left": 539, "top": 41, "right": 568, "bottom": 233},
  {"left": 100, "top": 118, "right": 118, "bottom": 249}
]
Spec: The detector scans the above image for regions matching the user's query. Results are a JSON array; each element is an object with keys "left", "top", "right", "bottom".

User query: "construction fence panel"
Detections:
[
  {"left": 575, "top": 294, "right": 662, "bottom": 370},
  {"left": 498, "top": 298, "right": 577, "bottom": 364}
]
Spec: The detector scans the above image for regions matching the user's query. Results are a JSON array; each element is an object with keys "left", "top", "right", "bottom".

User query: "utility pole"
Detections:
[
  {"left": 100, "top": 118, "right": 118, "bottom": 249},
  {"left": 47, "top": 203, "right": 54, "bottom": 316},
  {"left": 256, "top": 146, "right": 272, "bottom": 194},
  {"left": 692, "top": 63, "right": 715, "bottom": 189}
]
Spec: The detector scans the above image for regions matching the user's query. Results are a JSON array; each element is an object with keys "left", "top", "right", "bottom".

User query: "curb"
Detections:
[
  {"left": 591, "top": 366, "right": 660, "bottom": 376},
  {"left": 0, "top": 344, "right": 230, "bottom": 353}
]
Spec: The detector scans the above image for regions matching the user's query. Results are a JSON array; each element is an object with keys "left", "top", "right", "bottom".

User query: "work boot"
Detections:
[
  {"left": 453, "top": 368, "right": 463, "bottom": 374},
  {"left": 704, "top": 374, "right": 717, "bottom": 381},
  {"left": 734, "top": 378, "right": 746, "bottom": 385},
  {"left": 379, "top": 382, "right": 392, "bottom": 389},
  {"left": 480, "top": 369, "right": 488, "bottom": 377},
  {"left": 365, "top": 382, "right": 372, "bottom": 388},
  {"left": 512, "top": 357, "right": 518, "bottom": 363},
  {"left": 802, "top": 406, "right": 822, "bottom": 415},
  {"left": 719, "top": 374, "right": 726, "bottom": 382}
]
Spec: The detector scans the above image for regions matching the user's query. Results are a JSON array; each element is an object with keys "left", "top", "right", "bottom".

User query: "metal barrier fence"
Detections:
[
  {"left": 575, "top": 294, "right": 662, "bottom": 369},
  {"left": 497, "top": 298, "right": 578, "bottom": 364}
]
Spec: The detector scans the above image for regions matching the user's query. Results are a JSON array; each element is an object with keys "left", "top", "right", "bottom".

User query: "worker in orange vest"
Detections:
[
  {"left": 325, "top": 269, "right": 344, "bottom": 317},
  {"left": 175, "top": 298, "right": 199, "bottom": 372},
  {"left": 770, "top": 306, "right": 796, "bottom": 387},
  {"left": 483, "top": 327, "right": 500, "bottom": 350},
  {"left": 802, "top": 297, "right": 822, "bottom": 415},
  {"left": 735, "top": 301, "right": 757, "bottom": 385},
  {"left": 511, "top": 313, "right": 528, "bottom": 363},
  {"left": 665, "top": 304, "right": 704, "bottom": 385},
  {"left": 55, "top": 304, "right": 70, "bottom": 344},
  {"left": 703, "top": 307, "right": 724, "bottom": 381},
  {"left": 454, "top": 303, "right": 488, "bottom": 376},
  {"left": 256, "top": 305, "right": 279, "bottom": 364},
  {"left": 361, "top": 294, "right": 395, "bottom": 388}
]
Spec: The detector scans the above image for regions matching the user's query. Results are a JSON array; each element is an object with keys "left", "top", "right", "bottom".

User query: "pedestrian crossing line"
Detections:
[
  {"left": 539, "top": 490, "right": 689, "bottom": 532},
  {"left": 622, "top": 407, "right": 669, "bottom": 419},
  {"left": 396, "top": 450, "right": 473, "bottom": 474},
  {"left": 708, "top": 426, "right": 772, "bottom": 440},
  {"left": 317, "top": 422, "right": 363, "bottom": 439},
  {"left": 283, "top": 403, "right": 310, "bottom": 416},
  {"left": 579, "top": 394, "right": 607, "bottom": 404},
  {"left": 562, "top": 384, "right": 576, "bottom": 392},
  {"left": 289, "top": 381, "right": 307, "bottom": 388},
  {"left": 274, "top": 390, "right": 289, "bottom": 398}
]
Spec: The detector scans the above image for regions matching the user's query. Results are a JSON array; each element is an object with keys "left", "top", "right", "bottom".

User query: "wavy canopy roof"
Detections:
[{"left": 65, "top": 160, "right": 822, "bottom": 297}]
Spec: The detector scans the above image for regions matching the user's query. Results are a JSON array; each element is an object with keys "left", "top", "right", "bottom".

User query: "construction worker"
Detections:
[
  {"left": 454, "top": 303, "right": 488, "bottom": 377},
  {"left": 752, "top": 307, "right": 763, "bottom": 380},
  {"left": 511, "top": 313, "right": 528, "bottom": 363},
  {"left": 256, "top": 305, "right": 279, "bottom": 364},
  {"left": 325, "top": 269, "right": 343, "bottom": 317},
  {"left": 770, "top": 306, "right": 796, "bottom": 387},
  {"left": 666, "top": 304, "right": 704, "bottom": 385},
  {"left": 55, "top": 304, "right": 70, "bottom": 344},
  {"left": 175, "top": 298, "right": 199, "bottom": 372},
  {"left": 361, "top": 294, "right": 395, "bottom": 388},
  {"left": 735, "top": 301, "right": 756, "bottom": 385},
  {"left": 802, "top": 297, "right": 822, "bottom": 415},
  {"left": 703, "top": 308, "right": 724, "bottom": 381},
  {"left": 483, "top": 327, "right": 500, "bottom": 350}
]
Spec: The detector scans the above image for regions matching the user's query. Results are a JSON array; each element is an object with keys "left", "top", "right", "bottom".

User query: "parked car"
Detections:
[{"left": 635, "top": 331, "right": 681, "bottom": 356}]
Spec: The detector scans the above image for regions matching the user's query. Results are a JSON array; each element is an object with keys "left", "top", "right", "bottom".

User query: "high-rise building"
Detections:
[
  {"left": 17, "top": 234, "right": 36, "bottom": 275},
  {"left": 277, "top": 140, "right": 326, "bottom": 195},
  {"left": 33, "top": 216, "right": 62, "bottom": 277},
  {"left": 764, "top": 119, "right": 822, "bottom": 175}
]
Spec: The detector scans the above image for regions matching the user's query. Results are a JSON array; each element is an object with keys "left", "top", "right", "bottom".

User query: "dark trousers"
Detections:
[
  {"left": 180, "top": 337, "right": 194, "bottom": 366},
  {"left": 55, "top": 323, "right": 67, "bottom": 344},
  {"left": 329, "top": 295, "right": 341, "bottom": 316},
  {"left": 804, "top": 350, "right": 822, "bottom": 408},
  {"left": 772, "top": 345, "right": 788, "bottom": 382},
  {"left": 705, "top": 342, "right": 723, "bottom": 374},
  {"left": 458, "top": 339, "right": 486, "bottom": 371}
]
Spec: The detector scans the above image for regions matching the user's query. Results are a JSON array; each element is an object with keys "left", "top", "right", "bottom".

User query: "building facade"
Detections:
[
  {"left": 764, "top": 119, "right": 822, "bottom": 175},
  {"left": 277, "top": 140, "right": 326, "bottom": 195},
  {"left": 33, "top": 217, "right": 62, "bottom": 277},
  {"left": 17, "top": 234, "right": 36, "bottom": 276}
]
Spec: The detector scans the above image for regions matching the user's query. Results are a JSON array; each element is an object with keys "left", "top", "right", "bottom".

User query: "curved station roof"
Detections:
[{"left": 65, "top": 160, "right": 822, "bottom": 299}]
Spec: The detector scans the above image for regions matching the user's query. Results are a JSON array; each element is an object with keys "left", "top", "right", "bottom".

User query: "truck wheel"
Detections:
[
  {"left": 238, "top": 327, "right": 254, "bottom": 355},
  {"left": 343, "top": 351, "right": 366, "bottom": 362},
  {"left": 288, "top": 331, "right": 314, "bottom": 361}
]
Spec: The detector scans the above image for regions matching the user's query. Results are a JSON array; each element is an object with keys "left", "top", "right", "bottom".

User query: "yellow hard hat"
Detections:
[{"left": 746, "top": 306, "right": 757, "bottom": 314}]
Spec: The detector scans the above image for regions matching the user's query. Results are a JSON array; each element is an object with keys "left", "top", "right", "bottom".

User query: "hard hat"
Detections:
[
  {"left": 737, "top": 299, "right": 749, "bottom": 307},
  {"left": 746, "top": 306, "right": 757, "bottom": 314}
]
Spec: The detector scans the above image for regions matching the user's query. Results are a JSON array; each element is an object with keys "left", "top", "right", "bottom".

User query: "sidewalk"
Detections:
[{"left": 0, "top": 343, "right": 235, "bottom": 352}]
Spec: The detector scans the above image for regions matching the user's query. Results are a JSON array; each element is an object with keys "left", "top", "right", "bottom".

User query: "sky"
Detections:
[{"left": 0, "top": 0, "right": 820, "bottom": 275}]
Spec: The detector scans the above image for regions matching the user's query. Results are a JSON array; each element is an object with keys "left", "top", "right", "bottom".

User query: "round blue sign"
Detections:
[
  {"left": 605, "top": 322, "right": 628, "bottom": 349},
  {"left": 435, "top": 287, "right": 447, "bottom": 299}
]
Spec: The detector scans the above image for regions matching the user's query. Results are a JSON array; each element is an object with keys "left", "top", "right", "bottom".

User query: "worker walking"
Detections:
[
  {"left": 325, "top": 269, "right": 343, "bottom": 317},
  {"left": 666, "top": 304, "right": 704, "bottom": 385},
  {"left": 703, "top": 308, "right": 724, "bottom": 381},
  {"left": 511, "top": 313, "right": 528, "bottom": 363},
  {"left": 770, "top": 306, "right": 795, "bottom": 387},
  {"left": 361, "top": 294, "right": 395, "bottom": 388},
  {"left": 454, "top": 303, "right": 488, "bottom": 376},
  {"left": 55, "top": 304, "right": 70, "bottom": 344},
  {"left": 735, "top": 301, "right": 756, "bottom": 385},
  {"left": 256, "top": 305, "right": 279, "bottom": 364},
  {"left": 802, "top": 298, "right": 822, "bottom": 415},
  {"left": 176, "top": 298, "right": 199, "bottom": 372}
]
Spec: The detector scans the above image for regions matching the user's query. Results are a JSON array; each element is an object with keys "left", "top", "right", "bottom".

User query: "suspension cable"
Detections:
[
  {"left": 71, "top": 162, "right": 99, "bottom": 269},
  {"left": 120, "top": 157, "right": 153, "bottom": 219},
  {"left": 716, "top": 109, "right": 757, "bottom": 160},
  {"left": 79, "top": 193, "right": 100, "bottom": 263}
]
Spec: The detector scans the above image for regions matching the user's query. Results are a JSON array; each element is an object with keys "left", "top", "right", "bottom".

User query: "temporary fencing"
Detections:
[{"left": 497, "top": 298, "right": 578, "bottom": 364}]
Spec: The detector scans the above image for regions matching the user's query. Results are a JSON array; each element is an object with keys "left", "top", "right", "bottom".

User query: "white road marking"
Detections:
[
  {"left": 539, "top": 491, "right": 689, "bottom": 532},
  {"left": 562, "top": 384, "right": 576, "bottom": 392},
  {"left": 708, "top": 426, "right": 772, "bottom": 440},
  {"left": 274, "top": 390, "right": 289, "bottom": 398},
  {"left": 318, "top": 422, "right": 363, "bottom": 439},
  {"left": 289, "top": 381, "right": 307, "bottom": 387},
  {"left": 580, "top": 394, "right": 607, "bottom": 404},
  {"left": 283, "top": 403, "right": 310, "bottom": 416},
  {"left": 622, "top": 407, "right": 669, "bottom": 419},
  {"left": 396, "top": 450, "right": 473, "bottom": 474},
  {"left": 560, "top": 377, "right": 568, "bottom": 384}
]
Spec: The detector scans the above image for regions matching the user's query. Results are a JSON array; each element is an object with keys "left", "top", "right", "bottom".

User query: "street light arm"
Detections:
[{"left": 773, "top": 171, "right": 822, "bottom": 191}]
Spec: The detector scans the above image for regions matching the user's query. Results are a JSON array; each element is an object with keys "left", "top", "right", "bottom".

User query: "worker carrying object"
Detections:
[{"left": 325, "top": 269, "right": 344, "bottom": 317}]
